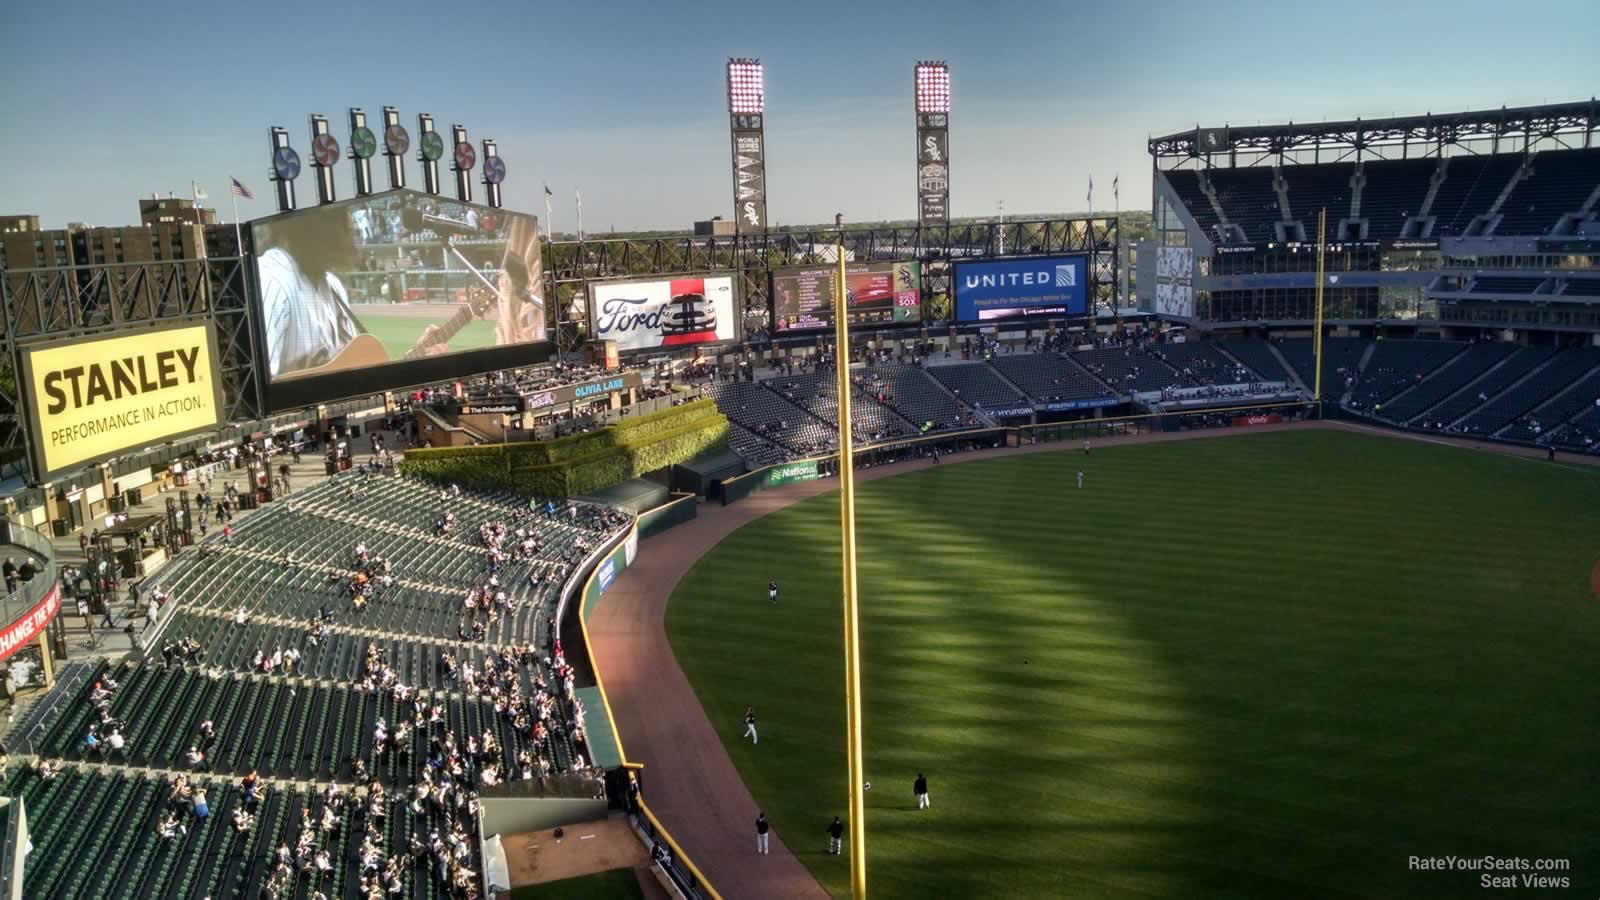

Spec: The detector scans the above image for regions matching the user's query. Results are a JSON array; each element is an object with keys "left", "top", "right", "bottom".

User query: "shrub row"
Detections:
[{"left": 398, "top": 400, "right": 729, "bottom": 497}]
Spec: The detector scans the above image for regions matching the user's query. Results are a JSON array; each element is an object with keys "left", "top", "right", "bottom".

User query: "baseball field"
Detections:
[
  {"left": 664, "top": 429, "right": 1600, "bottom": 899},
  {"left": 352, "top": 303, "right": 500, "bottom": 360}
]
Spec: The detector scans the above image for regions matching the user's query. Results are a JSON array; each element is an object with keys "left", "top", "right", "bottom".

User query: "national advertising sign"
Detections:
[
  {"left": 954, "top": 255, "right": 1088, "bottom": 322},
  {"left": 21, "top": 323, "right": 223, "bottom": 478},
  {"left": 589, "top": 275, "right": 738, "bottom": 353},
  {"left": 765, "top": 459, "right": 820, "bottom": 487}
]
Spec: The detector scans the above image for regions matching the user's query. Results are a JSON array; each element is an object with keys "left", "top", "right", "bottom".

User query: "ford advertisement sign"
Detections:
[
  {"left": 954, "top": 255, "right": 1088, "bottom": 322},
  {"left": 589, "top": 275, "right": 738, "bottom": 352}
]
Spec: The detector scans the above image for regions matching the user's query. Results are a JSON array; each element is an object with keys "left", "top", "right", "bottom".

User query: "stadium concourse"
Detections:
[
  {"left": 585, "top": 418, "right": 1598, "bottom": 899},
  {"left": 2, "top": 428, "right": 640, "bottom": 900}
]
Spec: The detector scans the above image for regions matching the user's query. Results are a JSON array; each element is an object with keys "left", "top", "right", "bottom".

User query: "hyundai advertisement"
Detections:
[
  {"left": 954, "top": 255, "right": 1088, "bottom": 322},
  {"left": 588, "top": 274, "right": 738, "bottom": 352}
]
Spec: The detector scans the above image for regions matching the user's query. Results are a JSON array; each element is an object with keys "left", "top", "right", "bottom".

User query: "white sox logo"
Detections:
[
  {"left": 743, "top": 202, "right": 760, "bottom": 226},
  {"left": 923, "top": 135, "right": 942, "bottom": 162}
]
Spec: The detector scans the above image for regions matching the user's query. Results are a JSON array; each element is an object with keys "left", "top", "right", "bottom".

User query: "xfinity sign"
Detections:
[{"left": 954, "top": 255, "right": 1088, "bottom": 322}]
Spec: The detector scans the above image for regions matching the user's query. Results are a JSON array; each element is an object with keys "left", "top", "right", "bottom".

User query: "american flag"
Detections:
[{"left": 230, "top": 177, "right": 253, "bottom": 200}]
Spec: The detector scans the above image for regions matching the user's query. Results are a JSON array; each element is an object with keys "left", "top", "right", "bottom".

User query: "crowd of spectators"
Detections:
[
  {"left": 1146, "top": 348, "right": 1255, "bottom": 387},
  {"left": 19, "top": 460, "right": 637, "bottom": 899}
]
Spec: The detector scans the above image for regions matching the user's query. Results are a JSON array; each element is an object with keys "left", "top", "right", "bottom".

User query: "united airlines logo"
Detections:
[{"left": 1055, "top": 264, "right": 1076, "bottom": 287}]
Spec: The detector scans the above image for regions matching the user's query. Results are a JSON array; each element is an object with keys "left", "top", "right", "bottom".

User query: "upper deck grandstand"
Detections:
[{"left": 1142, "top": 100, "right": 1600, "bottom": 327}]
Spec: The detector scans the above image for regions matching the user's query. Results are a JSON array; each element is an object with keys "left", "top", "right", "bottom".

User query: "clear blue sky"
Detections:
[{"left": 1, "top": 0, "right": 1592, "bottom": 231}]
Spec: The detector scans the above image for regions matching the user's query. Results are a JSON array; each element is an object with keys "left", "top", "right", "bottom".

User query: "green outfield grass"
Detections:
[
  {"left": 509, "top": 868, "right": 644, "bottom": 900},
  {"left": 355, "top": 313, "right": 499, "bottom": 361},
  {"left": 665, "top": 430, "right": 1600, "bottom": 899}
]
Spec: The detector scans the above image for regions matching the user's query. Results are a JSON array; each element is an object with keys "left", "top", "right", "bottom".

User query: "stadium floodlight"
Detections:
[
  {"left": 727, "top": 58, "right": 765, "bottom": 114},
  {"left": 915, "top": 61, "right": 950, "bottom": 114}
]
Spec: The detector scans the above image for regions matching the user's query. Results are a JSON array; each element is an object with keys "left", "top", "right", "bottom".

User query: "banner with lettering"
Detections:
[
  {"left": 589, "top": 275, "right": 738, "bottom": 352},
  {"left": 0, "top": 585, "right": 60, "bottom": 661},
  {"left": 20, "top": 323, "right": 223, "bottom": 478}
]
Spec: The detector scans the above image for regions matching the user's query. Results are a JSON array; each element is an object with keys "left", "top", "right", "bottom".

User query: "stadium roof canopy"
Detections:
[{"left": 1150, "top": 98, "right": 1598, "bottom": 164}]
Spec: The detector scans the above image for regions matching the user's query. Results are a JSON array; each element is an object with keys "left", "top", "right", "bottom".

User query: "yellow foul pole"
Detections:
[
  {"left": 1313, "top": 207, "right": 1327, "bottom": 404},
  {"left": 832, "top": 244, "right": 868, "bottom": 898}
]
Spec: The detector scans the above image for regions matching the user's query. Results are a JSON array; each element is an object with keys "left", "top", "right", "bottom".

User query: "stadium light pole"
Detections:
[
  {"left": 833, "top": 244, "right": 868, "bottom": 899},
  {"left": 1313, "top": 208, "right": 1327, "bottom": 406}
]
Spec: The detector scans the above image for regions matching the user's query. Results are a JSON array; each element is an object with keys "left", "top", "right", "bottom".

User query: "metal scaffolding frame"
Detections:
[
  {"left": 1, "top": 255, "right": 264, "bottom": 484},
  {"left": 1151, "top": 99, "right": 1599, "bottom": 168},
  {"left": 542, "top": 217, "right": 1120, "bottom": 353}
]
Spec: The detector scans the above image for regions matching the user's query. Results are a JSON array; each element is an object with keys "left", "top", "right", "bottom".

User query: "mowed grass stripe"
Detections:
[{"left": 665, "top": 430, "right": 1600, "bottom": 899}]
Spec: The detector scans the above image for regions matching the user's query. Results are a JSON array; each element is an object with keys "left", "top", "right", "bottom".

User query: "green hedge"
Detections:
[
  {"left": 507, "top": 416, "right": 729, "bottom": 497},
  {"left": 404, "top": 443, "right": 504, "bottom": 460},
  {"left": 397, "top": 400, "right": 728, "bottom": 497},
  {"left": 611, "top": 399, "right": 725, "bottom": 442},
  {"left": 394, "top": 452, "right": 507, "bottom": 489},
  {"left": 503, "top": 399, "right": 723, "bottom": 467}
]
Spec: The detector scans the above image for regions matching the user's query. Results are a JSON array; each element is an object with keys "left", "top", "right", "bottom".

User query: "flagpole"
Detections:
[
  {"left": 1314, "top": 207, "right": 1327, "bottom": 406},
  {"left": 1113, "top": 175, "right": 1120, "bottom": 310},
  {"left": 231, "top": 190, "right": 244, "bottom": 260},
  {"left": 544, "top": 189, "right": 554, "bottom": 241},
  {"left": 576, "top": 191, "right": 584, "bottom": 242}
]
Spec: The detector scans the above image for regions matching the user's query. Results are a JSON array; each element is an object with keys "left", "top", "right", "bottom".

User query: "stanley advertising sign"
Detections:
[{"left": 21, "top": 323, "right": 223, "bottom": 478}]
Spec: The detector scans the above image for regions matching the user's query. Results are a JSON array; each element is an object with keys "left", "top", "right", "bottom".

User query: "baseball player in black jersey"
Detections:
[
  {"left": 743, "top": 706, "right": 758, "bottom": 744},
  {"left": 827, "top": 816, "right": 844, "bottom": 855},
  {"left": 768, "top": 580, "right": 779, "bottom": 602}
]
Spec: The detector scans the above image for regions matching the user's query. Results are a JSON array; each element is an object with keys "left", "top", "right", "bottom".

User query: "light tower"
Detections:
[
  {"left": 726, "top": 58, "right": 769, "bottom": 233},
  {"left": 914, "top": 61, "right": 951, "bottom": 226}
]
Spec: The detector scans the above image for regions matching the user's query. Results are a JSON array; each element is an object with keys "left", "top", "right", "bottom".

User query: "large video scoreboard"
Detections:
[{"left": 771, "top": 260, "right": 922, "bottom": 333}]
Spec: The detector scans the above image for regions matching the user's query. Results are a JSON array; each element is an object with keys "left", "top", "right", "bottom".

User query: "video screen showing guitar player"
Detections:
[{"left": 253, "top": 193, "right": 545, "bottom": 381}]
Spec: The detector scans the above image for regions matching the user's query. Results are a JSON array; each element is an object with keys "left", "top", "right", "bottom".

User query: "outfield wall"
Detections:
[
  {"left": 714, "top": 426, "right": 1012, "bottom": 506},
  {"left": 558, "top": 498, "right": 722, "bottom": 900},
  {"left": 478, "top": 796, "right": 610, "bottom": 836},
  {"left": 1016, "top": 400, "right": 1315, "bottom": 442},
  {"left": 638, "top": 492, "right": 699, "bottom": 539}
]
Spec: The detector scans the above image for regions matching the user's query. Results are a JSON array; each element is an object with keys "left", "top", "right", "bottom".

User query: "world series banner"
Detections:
[
  {"left": 917, "top": 119, "right": 949, "bottom": 225},
  {"left": 20, "top": 322, "right": 224, "bottom": 479},
  {"left": 732, "top": 128, "right": 768, "bottom": 231}
]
